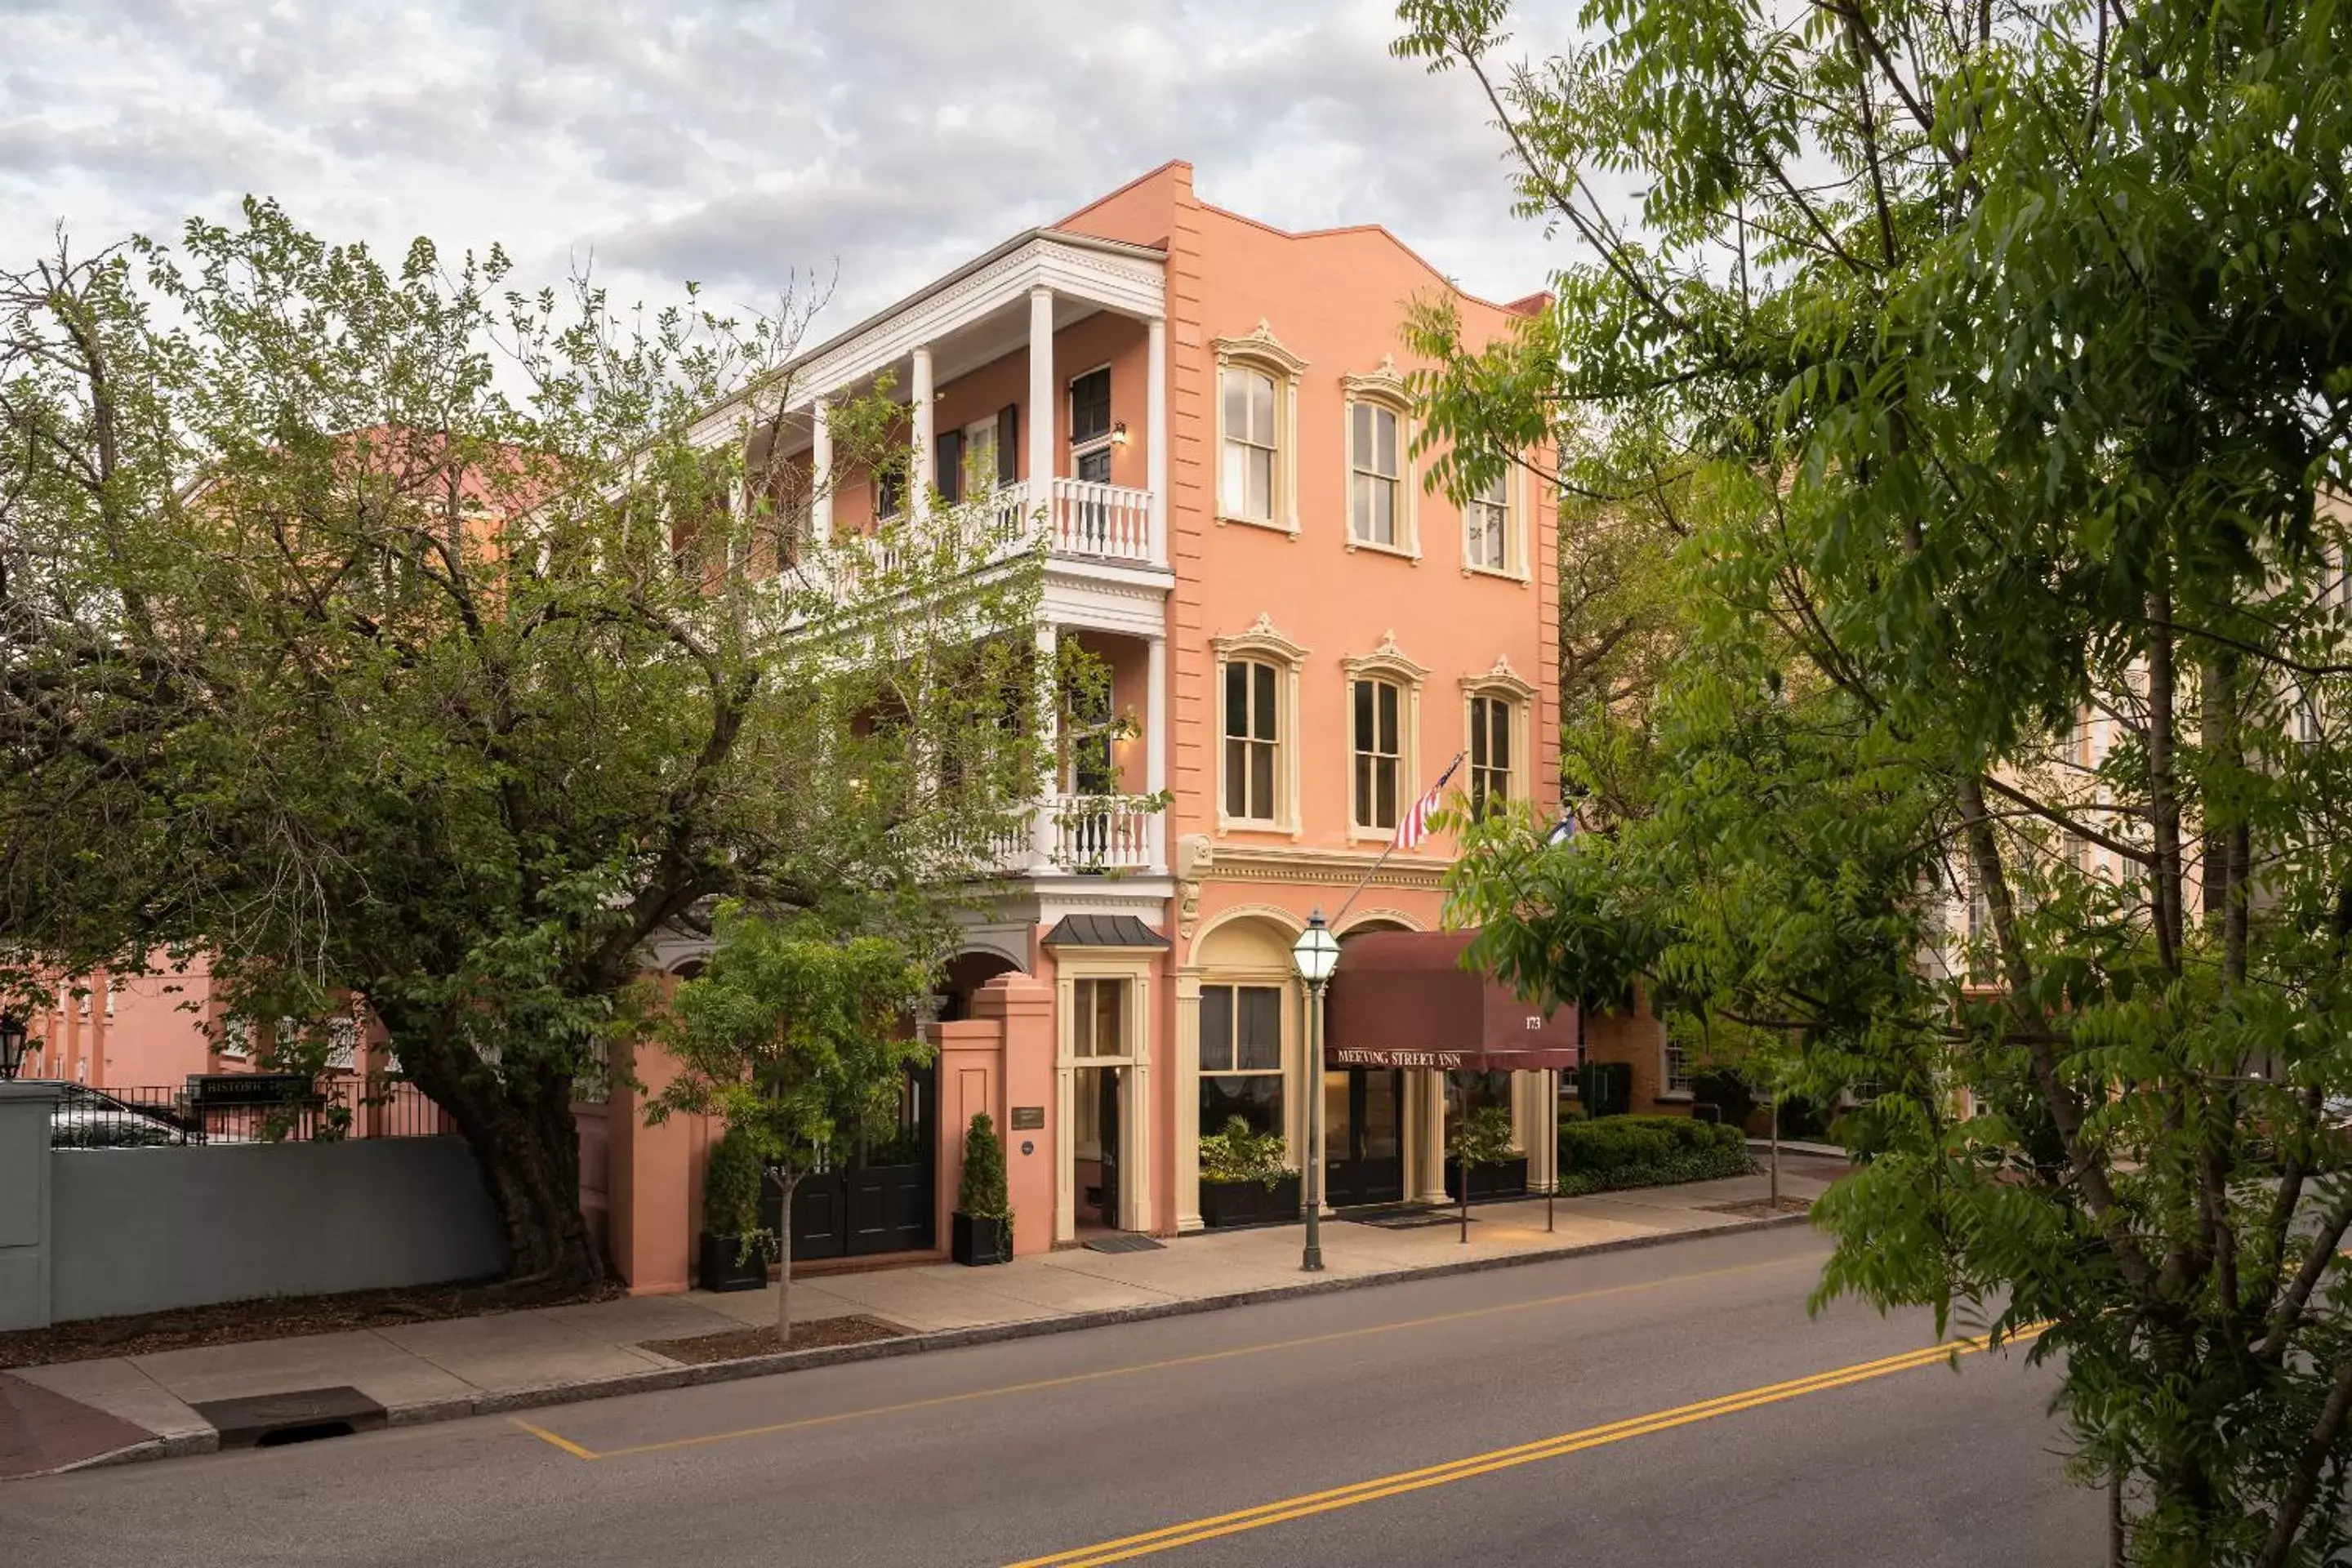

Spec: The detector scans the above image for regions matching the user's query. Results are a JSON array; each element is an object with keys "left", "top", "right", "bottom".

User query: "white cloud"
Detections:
[{"left": 0, "top": 0, "right": 1582, "bottom": 333}]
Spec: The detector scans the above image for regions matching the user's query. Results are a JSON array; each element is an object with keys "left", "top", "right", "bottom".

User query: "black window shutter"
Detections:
[
  {"left": 996, "top": 404, "right": 1019, "bottom": 483},
  {"left": 936, "top": 429, "right": 964, "bottom": 505},
  {"left": 1071, "top": 368, "right": 1111, "bottom": 445}
]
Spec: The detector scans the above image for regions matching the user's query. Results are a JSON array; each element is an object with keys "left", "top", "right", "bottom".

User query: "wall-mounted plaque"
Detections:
[{"left": 1009, "top": 1105, "right": 1045, "bottom": 1130}]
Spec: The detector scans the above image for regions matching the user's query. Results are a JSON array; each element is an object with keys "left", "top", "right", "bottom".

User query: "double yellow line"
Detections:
[{"left": 1007, "top": 1325, "right": 2047, "bottom": 1568}]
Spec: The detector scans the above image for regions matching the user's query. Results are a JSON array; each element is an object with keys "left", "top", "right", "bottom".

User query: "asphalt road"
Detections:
[{"left": 2, "top": 1225, "right": 2097, "bottom": 1567}]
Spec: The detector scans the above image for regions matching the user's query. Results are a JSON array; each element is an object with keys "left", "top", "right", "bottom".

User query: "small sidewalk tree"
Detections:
[{"left": 650, "top": 905, "right": 932, "bottom": 1345}]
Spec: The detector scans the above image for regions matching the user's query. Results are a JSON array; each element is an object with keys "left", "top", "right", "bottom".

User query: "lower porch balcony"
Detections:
[{"left": 973, "top": 793, "right": 1164, "bottom": 877}]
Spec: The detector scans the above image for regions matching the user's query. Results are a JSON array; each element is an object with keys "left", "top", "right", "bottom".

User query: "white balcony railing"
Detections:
[
  {"left": 797, "top": 479, "right": 1159, "bottom": 611},
  {"left": 961, "top": 794, "right": 1160, "bottom": 876},
  {"left": 1047, "top": 794, "right": 1157, "bottom": 871},
  {"left": 1049, "top": 478, "right": 1154, "bottom": 564}
]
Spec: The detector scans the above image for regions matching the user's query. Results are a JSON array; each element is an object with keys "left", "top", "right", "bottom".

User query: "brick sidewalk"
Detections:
[{"left": 2, "top": 1164, "right": 1838, "bottom": 1478}]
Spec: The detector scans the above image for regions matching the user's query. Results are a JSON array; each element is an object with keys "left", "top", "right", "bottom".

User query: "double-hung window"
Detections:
[
  {"left": 1199, "top": 984, "right": 1284, "bottom": 1138},
  {"left": 1349, "top": 403, "right": 1401, "bottom": 546},
  {"left": 1352, "top": 678, "right": 1401, "bottom": 832},
  {"left": 1468, "top": 693, "right": 1515, "bottom": 813},
  {"left": 1466, "top": 473, "right": 1508, "bottom": 571},
  {"left": 1220, "top": 368, "right": 1276, "bottom": 522},
  {"left": 1223, "top": 658, "right": 1280, "bottom": 823}
]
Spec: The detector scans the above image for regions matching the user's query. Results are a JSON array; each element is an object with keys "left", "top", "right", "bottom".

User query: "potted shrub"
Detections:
[
  {"left": 952, "top": 1111, "right": 1013, "bottom": 1265},
  {"left": 697, "top": 1124, "right": 773, "bottom": 1293},
  {"left": 1196, "top": 1116, "right": 1300, "bottom": 1228},
  {"left": 1444, "top": 1106, "right": 1523, "bottom": 1242}
]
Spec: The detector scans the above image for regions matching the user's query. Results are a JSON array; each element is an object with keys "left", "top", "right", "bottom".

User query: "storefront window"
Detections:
[
  {"left": 1446, "top": 1069, "right": 1512, "bottom": 1123},
  {"left": 1200, "top": 983, "right": 1284, "bottom": 1138}
]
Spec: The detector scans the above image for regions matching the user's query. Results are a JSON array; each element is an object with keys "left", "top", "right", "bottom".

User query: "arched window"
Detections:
[
  {"left": 1212, "top": 322, "right": 1307, "bottom": 533},
  {"left": 1343, "top": 635, "right": 1429, "bottom": 840},
  {"left": 1342, "top": 360, "right": 1418, "bottom": 558},
  {"left": 1211, "top": 614, "right": 1309, "bottom": 834}
]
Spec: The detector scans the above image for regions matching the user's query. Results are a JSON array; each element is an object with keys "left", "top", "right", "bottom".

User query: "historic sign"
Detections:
[
  {"left": 1009, "top": 1105, "right": 1045, "bottom": 1130},
  {"left": 1328, "top": 1046, "right": 1470, "bottom": 1071}
]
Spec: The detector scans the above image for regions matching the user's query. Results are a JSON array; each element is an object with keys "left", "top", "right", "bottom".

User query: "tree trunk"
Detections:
[
  {"left": 774, "top": 1170, "right": 800, "bottom": 1346},
  {"left": 389, "top": 1012, "right": 603, "bottom": 1300}
]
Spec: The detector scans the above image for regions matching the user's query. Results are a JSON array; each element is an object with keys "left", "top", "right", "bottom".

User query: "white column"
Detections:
[
  {"left": 909, "top": 347, "right": 934, "bottom": 523},
  {"left": 1414, "top": 1071, "right": 1451, "bottom": 1205},
  {"left": 1146, "top": 315, "right": 1168, "bottom": 565},
  {"left": 1174, "top": 972, "right": 1204, "bottom": 1233},
  {"left": 808, "top": 395, "right": 833, "bottom": 545},
  {"left": 1145, "top": 635, "right": 1168, "bottom": 869},
  {"left": 1032, "top": 620, "right": 1059, "bottom": 869},
  {"left": 1027, "top": 287, "right": 1055, "bottom": 525}
]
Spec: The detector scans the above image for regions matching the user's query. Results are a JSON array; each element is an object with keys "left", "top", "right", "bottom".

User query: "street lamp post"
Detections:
[
  {"left": 1291, "top": 908, "right": 1339, "bottom": 1272},
  {"left": 0, "top": 1013, "right": 28, "bottom": 1081}
]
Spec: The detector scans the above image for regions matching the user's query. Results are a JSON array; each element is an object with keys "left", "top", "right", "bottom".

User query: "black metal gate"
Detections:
[{"left": 764, "top": 1062, "right": 936, "bottom": 1260}]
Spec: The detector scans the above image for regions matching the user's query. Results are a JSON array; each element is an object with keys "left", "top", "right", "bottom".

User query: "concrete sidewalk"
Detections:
[{"left": 2, "top": 1163, "right": 1838, "bottom": 1478}]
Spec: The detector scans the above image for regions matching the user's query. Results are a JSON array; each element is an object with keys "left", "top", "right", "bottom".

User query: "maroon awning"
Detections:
[{"left": 1324, "top": 929, "right": 1578, "bottom": 1072}]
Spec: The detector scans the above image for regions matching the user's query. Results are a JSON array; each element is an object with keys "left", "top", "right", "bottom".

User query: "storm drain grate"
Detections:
[
  {"left": 191, "top": 1386, "right": 387, "bottom": 1450},
  {"left": 1348, "top": 1209, "right": 1472, "bottom": 1232},
  {"left": 1082, "top": 1234, "right": 1166, "bottom": 1254}
]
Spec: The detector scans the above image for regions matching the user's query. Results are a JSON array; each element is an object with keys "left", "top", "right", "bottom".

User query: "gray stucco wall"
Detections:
[{"left": 50, "top": 1138, "right": 510, "bottom": 1321}]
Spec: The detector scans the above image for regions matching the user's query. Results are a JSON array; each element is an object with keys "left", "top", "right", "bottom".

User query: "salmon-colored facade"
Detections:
[{"left": 639, "top": 160, "right": 1585, "bottom": 1272}]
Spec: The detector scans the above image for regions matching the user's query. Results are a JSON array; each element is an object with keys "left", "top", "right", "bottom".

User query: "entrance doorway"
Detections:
[
  {"left": 1073, "top": 1063, "right": 1125, "bottom": 1231},
  {"left": 1323, "top": 1067, "right": 1405, "bottom": 1208}
]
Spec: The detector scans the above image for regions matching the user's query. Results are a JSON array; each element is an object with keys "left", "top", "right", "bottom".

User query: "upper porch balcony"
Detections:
[
  {"left": 698, "top": 226, "right": 1172, "bottom": 595},
  {"left": 811, "top": 472, "right": 1160, "bottom": 604}
]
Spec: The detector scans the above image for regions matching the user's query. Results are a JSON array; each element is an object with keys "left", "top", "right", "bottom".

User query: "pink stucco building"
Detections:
[{"left": 595, "top": 161, "right": 1689, "bottom": 1289}]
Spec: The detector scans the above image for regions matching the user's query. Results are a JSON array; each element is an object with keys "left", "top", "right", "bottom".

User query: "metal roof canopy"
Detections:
[
  {"left": 1325, "top": 929, "right": 1578, "bottom": 1072},
  {"left": 1042, "top": 914, "right": 1171, "bottom": 950}
]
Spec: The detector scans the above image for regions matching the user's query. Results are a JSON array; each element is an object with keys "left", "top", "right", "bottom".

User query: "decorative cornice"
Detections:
[
  {"left": 1211, "top": 612, "right": 1310, "bottom": 665},
  {"left": 1342, "top": 629, "right": 1430, "bottom": 683},
  {"left": 1211, "top": 319, "right": 1309, "bottom": 377},
  {"left": 1202, "top": 841, "right": 1453, "bottom": 892},
  {"left": 1461, "top": 653, "right": 1539, "bottom": 701}
]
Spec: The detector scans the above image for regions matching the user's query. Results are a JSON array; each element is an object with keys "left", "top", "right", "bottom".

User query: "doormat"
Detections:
[
  {"left": 1348, "top": 1209, "right": 1471, "bottom": 1231},
  {"left": 1083, "top": 1234, "right": 1166, "bottom": 1254}
]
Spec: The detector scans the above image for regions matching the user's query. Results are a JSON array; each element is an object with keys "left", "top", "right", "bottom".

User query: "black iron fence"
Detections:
[{"left": 46, "top": 1076, "right": 454, "bottom": 1148}]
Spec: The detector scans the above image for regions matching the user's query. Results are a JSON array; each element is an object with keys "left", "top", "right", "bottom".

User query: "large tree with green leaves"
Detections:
[
  {"left": 1400, "top": 0, "right": 2352, "bottom": 1559},
  {"left": 0, "top": 202, "right": 1060, "bottom": 1297}
]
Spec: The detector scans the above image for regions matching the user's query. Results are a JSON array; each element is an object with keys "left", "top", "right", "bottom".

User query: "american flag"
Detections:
[{"left": 1392, "top": 753, "right": 1464, "bottom": 851}]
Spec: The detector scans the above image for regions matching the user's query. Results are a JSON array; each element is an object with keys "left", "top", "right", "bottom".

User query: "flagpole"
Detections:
[{"left": 1330, "top": 752, "right": 1464, "bottom": 929}]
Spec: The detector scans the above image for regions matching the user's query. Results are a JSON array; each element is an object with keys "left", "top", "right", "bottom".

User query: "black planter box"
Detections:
[
  {"left": 952, "top": 1210, "right": 1012, "bottom": 1266},
  {"left": 698, "top": 1231, "right": 768, "bottom": 1293},
  {"left": 1444, "top": 1155, "right": 1530, "bottom": 1204},
  {"left": 1199, "top": 1173, "right": 1303, "bottom": 1229}
]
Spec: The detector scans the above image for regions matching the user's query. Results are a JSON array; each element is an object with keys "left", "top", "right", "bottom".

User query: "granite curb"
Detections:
[{"left": 7, "top": 1208, "right": 1816, "bottom": 1479}]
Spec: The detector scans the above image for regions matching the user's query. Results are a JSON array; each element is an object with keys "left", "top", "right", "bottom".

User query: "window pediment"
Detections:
[
  {"left": 1212, "top": 612, "right": 1310, "bottom": 666},
  {"left": 1460, "top": 654, "right": 1538, "bottom": 701},
  {"left": 1340, "top": 355, "right": 1412, "bottom": 408},
  {"left": 1213, "top": 319, "right": 1309, "bottom": 378},
  {"left": 1342, "top": 630, "right": 1429, "bottom": 684}
]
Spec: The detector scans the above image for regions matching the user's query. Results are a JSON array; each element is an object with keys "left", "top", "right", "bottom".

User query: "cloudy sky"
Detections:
[{"left": 2, "top": 0, "right": 1584, "bottom": 334}]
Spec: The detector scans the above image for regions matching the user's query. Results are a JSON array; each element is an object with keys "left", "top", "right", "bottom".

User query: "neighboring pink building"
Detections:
[{"left": 599, "top": 161, "right": 1639, "bottom": 1288}]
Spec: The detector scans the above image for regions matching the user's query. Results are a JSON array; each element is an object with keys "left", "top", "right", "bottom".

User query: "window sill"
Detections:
[
  {"left": 1462, "top": 563, "right": 1530, "bottom": 584},
  {"left": 1344, "top": 537, "right": 1420, "bottom": 563},
  {"left": 1655, "top": 1090, "right": 1695, "bottom": 1103},
  {"left": 1348, "top": 826, "right": 1398, "bottom": 845},
  {"left": 1216, "top": 817, "right": 1295, "bottom": 838},
  {"left": 1216, "top": 512, "right": 1299, "bottom": 537}
]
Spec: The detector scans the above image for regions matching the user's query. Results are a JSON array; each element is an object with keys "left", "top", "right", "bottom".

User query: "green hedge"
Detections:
[
  {"left": 1559, "top": 1113, "right": 1744, "bottom": 1173},
  {"left": 1554, "top": 1115, "right": 1751, "bottom": 1195}
]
